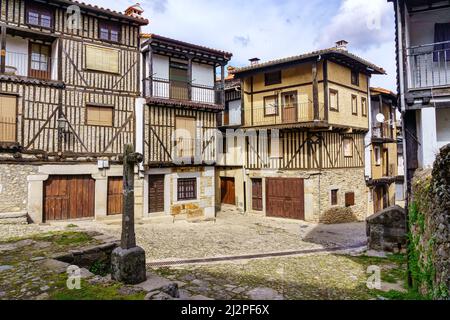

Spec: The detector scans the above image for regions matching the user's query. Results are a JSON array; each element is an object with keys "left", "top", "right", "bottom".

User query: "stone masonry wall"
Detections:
[
  {"left": 0, "top": 164, "right": 38, "bottom": 213},
  {"left": 410, "top": 144, "right": 450, "bottom": 299}
]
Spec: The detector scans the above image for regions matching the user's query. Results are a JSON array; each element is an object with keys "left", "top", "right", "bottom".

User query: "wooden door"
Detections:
[
  {"left": 221, "top": 177, "right": 236, "bottom": 205},
  {"left": 44, "top": 176, "right": 95, "bottom": 221},
  {"left": 107, "top": 177, "right": 123, "bottom": 216},
  {"left": 170, "top": 63, "right": 189, "bottom": 100},
  {"left": 29, "top": 43, "right": 51, "bottom": 80},
  {"left": 266, "top": 178, "right": 304, "bottom": 220},
  {"left": 282, "top": 92, "right": 298, "bottom": 123},
  {"left": 374, "top": 187, "right": 383, "bottom": 213},
  {"left": 175, "top": 117, "right": 196, "bottom": 157},
  {"left": 149, "top": 175, "right": 165, "bottom": 213},
  {"left": 0, "top": 95, "right": 17, "bottom": 143},
  {"left": 252, "top": 179, "right": 263, "bottom": 211}
]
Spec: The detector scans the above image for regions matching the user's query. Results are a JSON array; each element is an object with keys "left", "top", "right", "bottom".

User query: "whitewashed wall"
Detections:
[
  {"left": 228, "top": 99, "right": 241, "bottom": 125},
  {"left": 5, "top": 35, "right": 28, "bottom": 76},
  {"left": 152, "top": 54, "right": 170, "bottom": 98},
  {"left": 436, "top": 108, "right": 450, "bottom": 149},
  {"left": 192, "top": 63, "right": 214, "bottom": 104}
]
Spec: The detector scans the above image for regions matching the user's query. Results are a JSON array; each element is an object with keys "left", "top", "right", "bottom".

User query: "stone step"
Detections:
[{"left": 0, "top": 211, "right": 28, "bottom": 225}]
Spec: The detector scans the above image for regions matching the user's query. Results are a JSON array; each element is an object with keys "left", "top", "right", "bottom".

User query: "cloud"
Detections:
[
  {"left": 316, "top": 0, "right": 395, "bottom": 51},
  {"left": 144, "top": 0, "right": 168, "bottom": 14},
  {"left": 234, "top": 35, "right": 251, "bottom": 48}
]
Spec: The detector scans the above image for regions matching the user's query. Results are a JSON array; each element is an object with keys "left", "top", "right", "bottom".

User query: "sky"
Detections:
[{"left": 84, "top": 0, "right": 397, "bottom": 91}]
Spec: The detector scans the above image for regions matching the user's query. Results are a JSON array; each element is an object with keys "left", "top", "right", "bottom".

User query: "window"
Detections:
[
  {"left": 331, "top": 189, "right": 338, "bottom": 206},
  {"left": 264, "top": 95, "right": 278, "bottom": 116},
  {"left": 396, "top": 183, "right": 405, "bottom": 201},
  {"left": 99, "top": 21, "right": 121, "bottom": 43},
  {"left": 264, "top": 71, "right": 282, "bottom": 86},
  {"left": 345, "top": 192, "right": 355, "bottom": 207},
  {"left": 343, "top": 138, "right": 353, "bottom": 158},
  {"left": 0, "top": 95, "right": 17, "bottom": 142},
  {"left": 86, "top": 105, "right": 113, "bottom": 126},
  {"left": 351, "top": 70, "right": 359, "bottom": 86},
  {"left": 351, "top": 95, "right": 358, "bottom": 115},
  {"left": 29, "top": 43, "right": 51, "bottom": 80},
  {"left": 26, "top": 4, "right": 53, "bottom": 29},
  {"left": 374, "top": 146, "right": 381, "bottom": 166},
  {"left": 177, "top": 178, "right": 197, "bottom": 201},
  {"left": 85, "top": 45, "right": 120, "bottom": 74},
  {"left": 175, "top": 117, "right": 196, "bottom": 158},
  {"left": 433, "top": 23, "right": 450, "bottom": 62},
  {"left": 361, "top": 97, "right": 368, "bottom": 117},
  {"left": 329, "top": 89, "right": 339, "bottom": 111}
]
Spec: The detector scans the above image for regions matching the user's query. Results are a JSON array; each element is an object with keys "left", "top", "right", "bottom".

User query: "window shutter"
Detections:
[
  {"left": 345, "top": 192, "right": 355, "bottom": 207},
  {"left": 0, "top": 95, "right": 17, "bottom": 142},
  {"left": 85, "top": 45, "right": 119, "bottom": 74},
  {"left": 86, "top": 105, "right": 113, "bottom": 126}
]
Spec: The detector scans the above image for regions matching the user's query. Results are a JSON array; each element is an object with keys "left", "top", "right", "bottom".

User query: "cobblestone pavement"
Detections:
[{"left": 0, "top": 208, "right": 366, "bottom": 261}]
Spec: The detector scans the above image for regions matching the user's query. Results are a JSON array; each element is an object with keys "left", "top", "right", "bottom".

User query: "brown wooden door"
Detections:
[
  {"left": 266, "top": 178, "right": 304, "bottom": 220},
  {"left": 107, "top": 177, "right": 123, "bottom": 216},
  {"left": 149, "top": 175, "right": 165, "bottom": 213},
  {"left": 221, "top": 177, "right": 236, "bottom": 205},
  {"left": 252, "top": 179, "right": 263, "bottom": 211},
  {"left": 282, "top": 92, "right": 298, "bottom": 123},
  {"left": 44, "top": 176, "right": 95, "bottom": 221}
]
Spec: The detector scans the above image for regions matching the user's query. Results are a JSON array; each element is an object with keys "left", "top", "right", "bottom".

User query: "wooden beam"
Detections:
[
  {"left": 0, "top": 25, "right": 6, "bottom": 74},
  {"left": 147, "top": 47, "right": 153, "bottom": 97},
  {"left": 323, "top": 59, "right": 329, "bottom": 122},
  {"left": 221, "top": 64, "right": 225, "bottom": 106},
  {"left": 188, "top": 56, "right": 193, "bottom": 100},
  {"left": 312, "top": 61, "right": 320, "bottom": 120}
]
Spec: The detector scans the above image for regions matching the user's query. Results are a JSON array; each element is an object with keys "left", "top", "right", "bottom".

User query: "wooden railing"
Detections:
[
  {"left": 408, "top": 41, "right": 450, "bottom": 89},
  {"left": 372, "top": 123, "right": 393, "bottom": 140},
  {"left": 244, "top": 102, "right": 325, "bottom": 127},
  {"left": 2, "top": 51, "right": 53, "bottom": 80},
  {"left": 144, "top": 77, "right": 223, "bottom": 105},
  {"left": 0, "top": 116, "right": 16, "bottom": 143}
]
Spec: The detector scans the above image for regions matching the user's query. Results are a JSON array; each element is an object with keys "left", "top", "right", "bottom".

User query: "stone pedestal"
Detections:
[{"left": 111, "top": 246, "right": 146, "bottom": 285}]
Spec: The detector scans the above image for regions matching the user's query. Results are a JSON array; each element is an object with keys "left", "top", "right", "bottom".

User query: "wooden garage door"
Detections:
[
  {"left": 266, "top": 178, "right": 305, "bottom": 220},
  {"left": 252, "top": 179, "right": 263, "bottom": 211},
  {"left": 221, "top": 177, "right": 236, "bottom": 205},
  {"left": 149, "top": 175, "right": 165, "bottom": 213},
  {"left": 44, "top": 176, "right": 95, "bottom": 221},
  {"left": 107, "top": 177, "right": 123, "bottom": 216}
]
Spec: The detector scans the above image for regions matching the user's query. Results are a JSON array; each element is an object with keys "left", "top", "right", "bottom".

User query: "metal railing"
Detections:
[
  {"left": 408, "top": 41, "right": 450, "bottom": 89},
  {"left": 2, "top": 51, "right": 54, "bottom": 80},
  {"left": 244, "top": 102, "right": 325, "bottom": 127},
  {"left": 144, "top": 77, "right": 223, "bottom": 105},
  {"left": 0, "top": 116, "right": 16, "bottom": 143}
]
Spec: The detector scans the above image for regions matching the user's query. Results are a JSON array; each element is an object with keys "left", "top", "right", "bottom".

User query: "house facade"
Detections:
[
  {"left": 138, "top": 34, "right": 232, "bottom": 221},
  {"left": 231, "top": 42, "right": 385, "bottom": 222},
  {"left": 0, "top": 0, "right": 148, "bottom": 223},
  {"left": 390, "top": 0, "right": 450, "bottom": 183},
  {"left": 365, "top": 87, "right": 399, "bottom": 215}
]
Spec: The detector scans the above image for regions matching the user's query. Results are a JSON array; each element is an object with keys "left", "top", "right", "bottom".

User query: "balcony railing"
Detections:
[
  {"left": 2, "top": 51, "right": 54, "bottom": 81},
  {"left": 244, "top": 102, "right": 325, "bottom": 127},
  {"left": 408, "top": 41, "right": 450, "bottom": 89},
  {"left": 144, "top": 77, "right": 223, "bottom": 106},
  {"left": 372, "top": 123, "right": 393, "bottom": 140}
]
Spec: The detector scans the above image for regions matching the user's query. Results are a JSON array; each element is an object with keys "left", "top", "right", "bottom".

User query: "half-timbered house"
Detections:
[
  {"left": 231, "top": 41, "right": 385, "bottom": 222},
  {"left": 0, "top": 0, "right": 148, "bottom": 223},
  {"left": 138, "top": 34, "right": 232, "bottom": 221}
]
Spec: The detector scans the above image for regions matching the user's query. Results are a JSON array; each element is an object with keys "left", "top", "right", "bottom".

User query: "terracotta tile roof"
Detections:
[
  {"left": 141, "top": 33, "right": 233, "bottom": 59},
  {"left": 0, "top": 74, "right": 65, "bottom": 88},
  {"left": 50, "top": 0, "right": 149, "bottom": 25},
  {"left": 370, "top": 87, "right": 397, "bottom": 97},
  {"left": 232, "top": 47, "right": 386, "bottom": 75}
]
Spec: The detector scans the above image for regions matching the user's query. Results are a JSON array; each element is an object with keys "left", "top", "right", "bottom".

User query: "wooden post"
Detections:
[
  {"left": 121, "top": 144, "right": 143, "bottom": 250},
  {"left": 147, "top": 47, "right": 153, "bottom": 97},
  {"left": 221, "top": 64, "right": 225, "bottom": 106},
  {"left": 323, "top": 59, "right": 329, "bottom": 122},
  {"left": 312, "top": 61, "right": 320, "bottom": 120},
  {"left": 187, "top": 56, "right": 193, "bottom": 101},
  {"left": 0, "top": 25, "right": 7, "bottom": 74}
]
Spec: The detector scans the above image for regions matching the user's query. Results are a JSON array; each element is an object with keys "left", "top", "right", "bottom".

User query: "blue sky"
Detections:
[{"left": 85, "top": 0, "right": 397, "bottom": 91}]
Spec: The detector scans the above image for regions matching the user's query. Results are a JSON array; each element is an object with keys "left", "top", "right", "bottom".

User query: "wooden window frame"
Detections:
[
  {"left": 329, "top": 89, "right": 339, "bottom": 112},
  {"left": 98, "top": 20, "right": 121, "bottom": 43},
  {"left": 331, "top": 189, "right": 339, "bottom": 206},
  {"left": 351, "top": 70, "right": 359, "bottom": 86},
  {"left": 0, "top": 94, "right": 18, "bottom": 144},
  {"left": 264, "top": 71, "right": 282, "bottom": 86},
  {"left": 85, "top": 104, "right": 114, "bottom": 127},
  {"left": 263, "top": 95, "right": 279, "bottom": 117},
  {"left": 351, "top": 94, "right": 358, "bottom": 115},
  {"left": 177, "top": 178, "right": 197, "bottom": 201},
  {"left": 345, "top": 192, "right": 355, "bottom": 207},
  {"left": 84, "top": 45, "right": 120, "bottom": 75},
  {"left": 26, "top": 3, "right": 54, "bottom": 30},
  {"left": 361, "top": 97, "right": 368, "bottom": 117},
  {"left": 343, "top": 137, "right": 353, "bottom": 158},
  {"left": 29, "top": 42, "right": 52, "bottom": 80}
]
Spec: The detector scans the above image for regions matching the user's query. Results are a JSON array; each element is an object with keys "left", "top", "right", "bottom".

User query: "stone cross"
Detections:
[{"left": 111, "top": 144, "right": 147, "bottom": 285}]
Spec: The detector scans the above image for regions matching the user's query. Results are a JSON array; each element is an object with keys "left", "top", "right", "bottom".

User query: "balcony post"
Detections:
[
  {"left": 0, "top": 25, "right": 6, "bottom": 74},
  {"left": 312, "top": 61, "right": 320, "bottom": 120},
  {"left": 187, "top": 56, "right": 193, "bottom": 100},
  {"left": 147, "top": 48, "right": 153, "bottom": 97},
  {"left": 221, "top": 64, "right": 225, "bottom": 106}
]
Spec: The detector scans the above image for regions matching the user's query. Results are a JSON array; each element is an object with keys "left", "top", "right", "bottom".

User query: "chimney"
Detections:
[
  {"left": 335, "top": 40, "right": 349, "bottom": 51},
  {"left": 125, "top": 3, "right": 144, "bottom": 18},
  {"left": 249, "top": 57, "right": 260, "bottom": 66}
]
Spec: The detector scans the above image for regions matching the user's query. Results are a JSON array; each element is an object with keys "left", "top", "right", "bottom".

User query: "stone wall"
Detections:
[
  {"left": 410, "top": 144, "right": 450, "bottom": 299},
  {"left": 0, "top": 164, "right": 38, "bottom": 213}
]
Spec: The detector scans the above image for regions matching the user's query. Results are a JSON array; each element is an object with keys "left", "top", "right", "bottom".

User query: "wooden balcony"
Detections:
[
  {"left": 408, "top": 41, "right": 450, "bottom": 90},
  {"left": 1, "top": 51, "right": 54, "bottom": 81},
  {"left": 372, "top": 123, "right": 395, "bottom": 142},
  {"left": 143, "top": 77, "right": 224, "bottom": 108}
]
